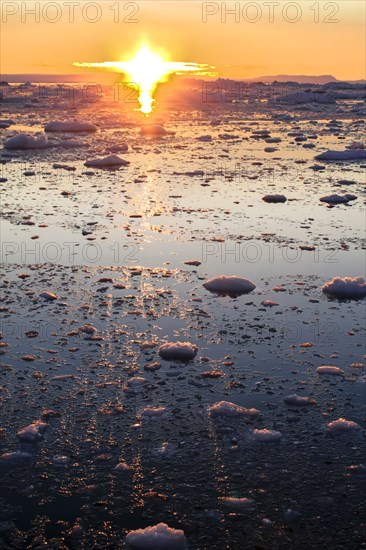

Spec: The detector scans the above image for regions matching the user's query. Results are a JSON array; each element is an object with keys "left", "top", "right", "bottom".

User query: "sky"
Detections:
[{"left": 1, "top": 1, "right": 365, "bottom": 80}]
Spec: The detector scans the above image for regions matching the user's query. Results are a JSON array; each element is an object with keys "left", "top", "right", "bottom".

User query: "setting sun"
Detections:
[{"left": 74, "top": 45, "right": 216, "bottom": 114}]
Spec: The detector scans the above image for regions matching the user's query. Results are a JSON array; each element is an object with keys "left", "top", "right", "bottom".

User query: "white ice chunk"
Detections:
[
  {"left": 251, "top": 429, "right": 283, "bottom": 442},
  {"left": 125, "top": 523, "right": 187, "bottom": 549},
  {"left": 208, "top": 401, "right": 259, "bottom": 418},
  {"left": 316, "top": 365, "right": 344, "bottom": 375},
  {"left": 326, "top": 418, "right": 362, "bottom": 435},
  {"left": 322, "top": 276, "right": 366, "bottom": 299},
  {"left": 203, "top": 276, "right": 256, "bottom": 295},
  {"left": 159, "top": 342, "right": 198, "bottom": 361}
]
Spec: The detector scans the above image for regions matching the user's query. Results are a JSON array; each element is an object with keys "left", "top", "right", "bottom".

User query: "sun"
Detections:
[
  {"left": 74, "top": 45, "right": 216, "bottom": 115},
  {"left": 120, "top": 46, "right": 171, "bottom": 114}
]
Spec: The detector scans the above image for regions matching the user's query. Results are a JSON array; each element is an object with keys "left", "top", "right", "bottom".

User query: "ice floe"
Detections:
[
  {"left": 251, "top": 429, "right": 283, "bottom": 442},
  {"left": 125, "top": 522, "right": 187, "bottom": 549},
  {"left": 0, "top": 451, "right": 33, "bottom": 463},
  {"left": 284, "top": 394, "right": 316, "bottom": 406},
  {"left": 208, "top": 401, "right": 259, "bottom": 418},
  {"left": 319, "top": 194, "right": 355, "bottom": 204},
  {"left": 44, "top": 120, "right": 97, "bottom": 132},
  {"left": 262, "top": 194, "right": 287, "bottom": 203},
  {"left": 158, "top": 342, "right": 198, "bottom": 361},
  {"left": 39, "top": 291, "right": 57, "bottom": 301},
  {"left": 322, "top": 276, "right": 366, "bottom": 299},
  {"left": 203, "top": 275, "right": 256, "bottom": 296},
  {"left": 17, "top": 420, "right": 48, "bottom": 443},
  {"left": 4, "top": 133, "right": 52, "bottom": 150},
  {"left": 316, "top": 365, "right": 344, "bottom": 375},
  {"left": 140, "top": 125, "right": 168, "bottom": 137},
  {"left": 114, "top": 461, "right": 134, "bottom": 472},
  {"left": 84, "top": 155, "right": 130, "bottom": 168},
  {"left": 326, "top": 418, "right": 362, "bottom": 435},
  {"left": 141, "top": 406, "right": 166, "bottom": 418},
  {"left": 315, "top": 149, "right": 366, "bottom": 161}
]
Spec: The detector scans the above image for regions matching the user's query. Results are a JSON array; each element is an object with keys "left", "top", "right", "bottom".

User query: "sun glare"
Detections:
[{"left": 74, "top": 45, "right": 216, "bottom": 115}]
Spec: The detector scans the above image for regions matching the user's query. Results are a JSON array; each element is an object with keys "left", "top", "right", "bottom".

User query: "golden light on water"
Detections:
[{"left": 74, "top": 45, "right": 216, "bottom": 114}]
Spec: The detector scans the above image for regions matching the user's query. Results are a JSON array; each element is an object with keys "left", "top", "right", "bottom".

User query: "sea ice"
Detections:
[
  {"left": 322, "top": 276, "right": 366, "bottom": 299},
  {"left": 251, "top": 429, "right": 283, "bottom": 442},
  {"left": 17, "top": 420, "right": 48, "bottom": 443},
  {"left": 39, "top": 291, "right": 57, "bottom": 301},
  {"left": 208, "top": 401, "right": 259, "bottom": 418},
  {"left": 315, "top": 149, "right": 366, "bottom": 161},
  {"left": 262, "top": 194, "right": 287, "bottom": 203},
  {"left": 84, "top": 155, "right": 130, "bottom": 168},
  {"left": 158, "top": 342, "right": 198, "bottom": 361},
  {"left": 203, "top": 275, "right": 255, "bottom": 296},
  {"left": 326, "top": 418, "right": 362, "bottom": 435},
  {"left": 0, "top": 451, "right": 32, "bottom": 463},
  {"left": 141, "top": 406, "right": 166, "bottom": 418},
  {"left": 45, "top": 121, "right": 97, "bottom": 132},
  {"left": 125, "top": 523, "right": 187, "bottom": 549},
  {"left": 140, "top": 125, "right": 168, "bottom": 137},
  {"left": 4, "top": 133, "right": 52, "bottom": 150},
  {"left": 115, "top": 461, "right": 133, "bottom": 472},
  {"left": 284, "top": 394, "right": 316, "bottom": 406},
  {"left": 316, "top": 366, "right": 344, "bottom": 375},
  {"left": 79, "top": 324, "right": 97, "bottom": 334},
  {"left": 319, "top": 194, "right": 353, "bottom": 204}
]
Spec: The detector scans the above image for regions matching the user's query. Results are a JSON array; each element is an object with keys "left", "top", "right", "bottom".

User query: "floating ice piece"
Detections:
[
  {"left": 208, "top": 401, "right": 259, "bottom": 418},
  {"left": 203, "top": 275, "right": 255, "bottom": 296},
  {"left": 4, "top": 133, "right": 52, "bottom": 150},
  {"left": 141, "top": 407, "right": 166, "bottom": 418},
  {"left": 39, "top": 291, "right": 57, "bottom": 301},
  {"left": 261, "top": 300, "right": 279, "bottom": 307},
  {"left": 115, "top": 461, "right": 133, "bottom": 472},
  {"left": 265, "top": 137, "right": 281, "bottom": 143},
  {"left": 316, "top": 365, "right": 344, "bottom": 375},
  {"left": 326, "top": 418, "right": 362, "bottom": 435},
  {"left": 322, "top": 276, "right": 366, "bottom": 299},
  {"left": 45, "top": 121, "right": 97, "bottom": 132},
  {"left": 319, "top": 194, "right": 352, "bottom": 204},
  {"left": 107, "top": 143, "right": 128, "bottom": 153},
  {"left": 17, "top": 420, "right": 48, "bottom": 443},
  {"left": 84, "top": 155, "right": 130, "bottom": 168},
  {"left": 0, "top": 451, "right": 32, "bottom": 463},
  {"left": 123, "top": 377, "right": 148, "bottom": 393},
  {"left": 284, "top": 394, "right": 316, "bottom": 406},
  {"left": 315, "top": 149, "right": 366, "bottom": 161},
  {"left": 79, "top": 324, "right": 97, "bottom": 334},
  {"left": 140, "top": 125, "right": 168, "bottom": 137},
  {"left": 251, "top": 429, "right": 282, "bottom": 442},
  {"left": 197, "top": 134, "right": 212, "bottom": 141},
  {"left": 159, "top": 342, "right": 198, "bottom": 361},
  {"left": 125, "top": 523, "right": 187, "bottom": 549},
  {"left": 299, "top": 244, "right": 316, "bottom": 251},
  {"left": 220, "top": 497, "right": 256, "bottom": 510},
  {"left": 262, "top": 194, "right": 287, "bottom": 203}
]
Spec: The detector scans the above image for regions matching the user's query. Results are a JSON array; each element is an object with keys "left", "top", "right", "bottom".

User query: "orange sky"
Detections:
[{"left": 1, "top": 1, "right": 365, "bottom": 80}]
